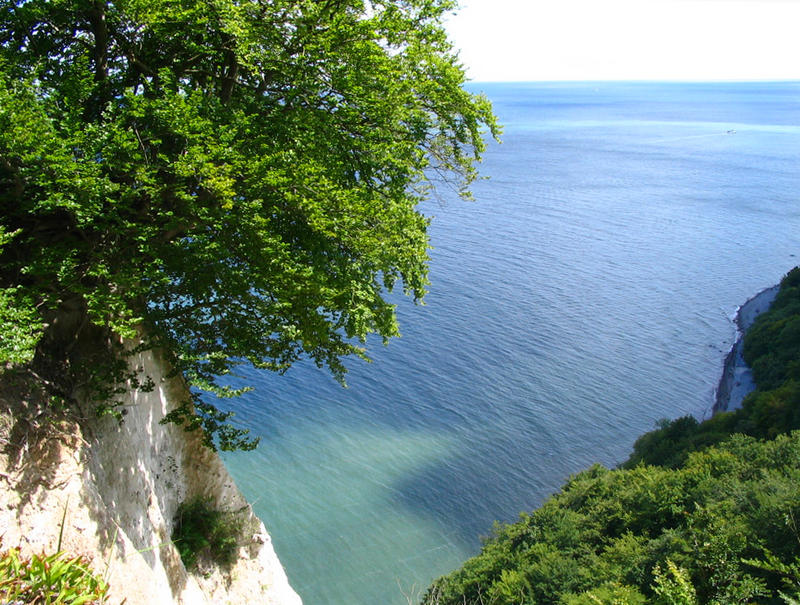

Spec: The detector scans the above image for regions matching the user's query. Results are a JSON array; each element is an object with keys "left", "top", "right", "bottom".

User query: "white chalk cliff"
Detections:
[{"left": 0, "top": 346, "right": 302, "bottom": 605}]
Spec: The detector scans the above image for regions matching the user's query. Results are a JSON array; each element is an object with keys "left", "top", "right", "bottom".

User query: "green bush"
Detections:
[
  {"left": 171, "top": 497, "right": 242, "bottom": 570},
  {"left": 0, "top": 543, "right": 109, "bottom": 604},
  {"left": 563, "top": 582, "right": 646, "bottom": 605},
  {"left": 745, "top": 269, "right": 800, "bottom": 390},
  {"left": 423, "top": 433, "right": 800, "bottom": 604},
  {"left": 622, "top": 412, "right": 742, "bottom": 470}
]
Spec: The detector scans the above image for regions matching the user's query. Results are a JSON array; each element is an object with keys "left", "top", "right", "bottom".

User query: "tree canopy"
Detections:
[
  {"left": 0, "top": 0, "right": 497, "bottom": 446},
  {"left": 425, "top": 432, "right": 800, "bottom": 605}
]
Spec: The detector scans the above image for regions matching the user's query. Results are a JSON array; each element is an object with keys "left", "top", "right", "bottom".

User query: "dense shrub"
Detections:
[
  {"left": 424, "top": 433, "right": 800, "bottom": 604},
  {"left": 744, "top": 268, "right": 800, "bottom": 390},
  {"left": 171, "top": 497, "right": 242, "bottom": 570},
  {"left": 623, "top": 411, "right": 742, "bottom": 470}
]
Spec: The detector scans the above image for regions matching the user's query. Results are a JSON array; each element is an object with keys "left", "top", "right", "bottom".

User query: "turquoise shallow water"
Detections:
[{"left": 221, "top": 82, "right": 800, "bottom": 604}]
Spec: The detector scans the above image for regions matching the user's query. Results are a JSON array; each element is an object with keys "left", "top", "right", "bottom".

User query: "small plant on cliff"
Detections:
[
  {"left": 172, "top": 497, "right": 242, "bottom": 570},
  {"left": 0, "top": 542, "right": 109, "bottom": 604}
]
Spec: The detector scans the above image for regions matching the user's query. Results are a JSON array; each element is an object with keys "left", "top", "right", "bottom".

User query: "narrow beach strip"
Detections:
[{"left": 714, "top": 284, "right": 780, "bottom": 413}]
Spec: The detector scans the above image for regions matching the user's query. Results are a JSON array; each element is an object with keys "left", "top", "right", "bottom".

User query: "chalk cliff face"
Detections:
[{"left": 0, "top": 346, "right": 302, "bottom": 605}]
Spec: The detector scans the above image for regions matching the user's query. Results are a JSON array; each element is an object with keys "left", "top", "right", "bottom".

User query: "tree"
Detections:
[{"left": 0, "top": 0, "right": 498, "bottom": 448}]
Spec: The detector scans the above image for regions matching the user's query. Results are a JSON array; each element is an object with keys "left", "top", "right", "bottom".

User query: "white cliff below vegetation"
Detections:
[{"left": 0, "top": 346, "right": 302, "bottom": 605}]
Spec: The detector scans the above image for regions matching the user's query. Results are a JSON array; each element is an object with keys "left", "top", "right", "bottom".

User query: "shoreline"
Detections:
[{"left": 713, "top": 284, "right": 780, "bottom": 413}]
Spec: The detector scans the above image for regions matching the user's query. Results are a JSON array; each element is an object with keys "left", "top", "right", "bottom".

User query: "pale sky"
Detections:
[{"left": 444, "top": 0, "right": 800, "bottom": 82}]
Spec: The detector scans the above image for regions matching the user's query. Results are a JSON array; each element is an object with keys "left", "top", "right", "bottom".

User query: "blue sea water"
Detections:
[{"left": 221, "top": 82, "right": 800, "bottom": 604}]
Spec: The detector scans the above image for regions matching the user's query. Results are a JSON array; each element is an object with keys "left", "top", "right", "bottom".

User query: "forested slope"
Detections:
[{"left": 424, "top": 267, "right": 800, "bottom": 605}]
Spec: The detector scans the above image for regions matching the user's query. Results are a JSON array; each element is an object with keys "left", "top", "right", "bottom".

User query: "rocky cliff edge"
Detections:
[{"left": 0, "top": 345, "right": 302, "bottom": 605}]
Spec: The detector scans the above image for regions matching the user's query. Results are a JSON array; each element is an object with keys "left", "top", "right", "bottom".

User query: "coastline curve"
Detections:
[{"left": 713, "top": 285, "right": 779, "bottom": 413}]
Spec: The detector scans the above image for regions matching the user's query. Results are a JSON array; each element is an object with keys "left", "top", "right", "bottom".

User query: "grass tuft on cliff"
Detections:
[
  {"left": 0, "top": 541, "right": 109, "bottom": 604},
  {"left": 172, "top": 497, "right": 242, "bottom": 571}
]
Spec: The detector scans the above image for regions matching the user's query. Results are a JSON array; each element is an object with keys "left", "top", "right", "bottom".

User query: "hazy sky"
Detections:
[{"left": 444, "top": 0, "right": 800, "bottom": 82}]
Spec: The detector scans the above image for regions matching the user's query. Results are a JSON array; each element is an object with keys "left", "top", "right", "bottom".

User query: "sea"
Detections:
[{"left": 220, "top": 81, "right": 800, "bottom": 604}]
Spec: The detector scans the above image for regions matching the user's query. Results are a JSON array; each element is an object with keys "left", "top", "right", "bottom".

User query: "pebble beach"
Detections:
[{"left": 714, "top": 285, "right": 780, "bottom": 412}]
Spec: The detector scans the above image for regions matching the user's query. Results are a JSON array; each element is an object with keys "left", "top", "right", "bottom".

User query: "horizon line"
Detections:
[{"left": 465, "top": 78, "right": 800, "bottom": 85}]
